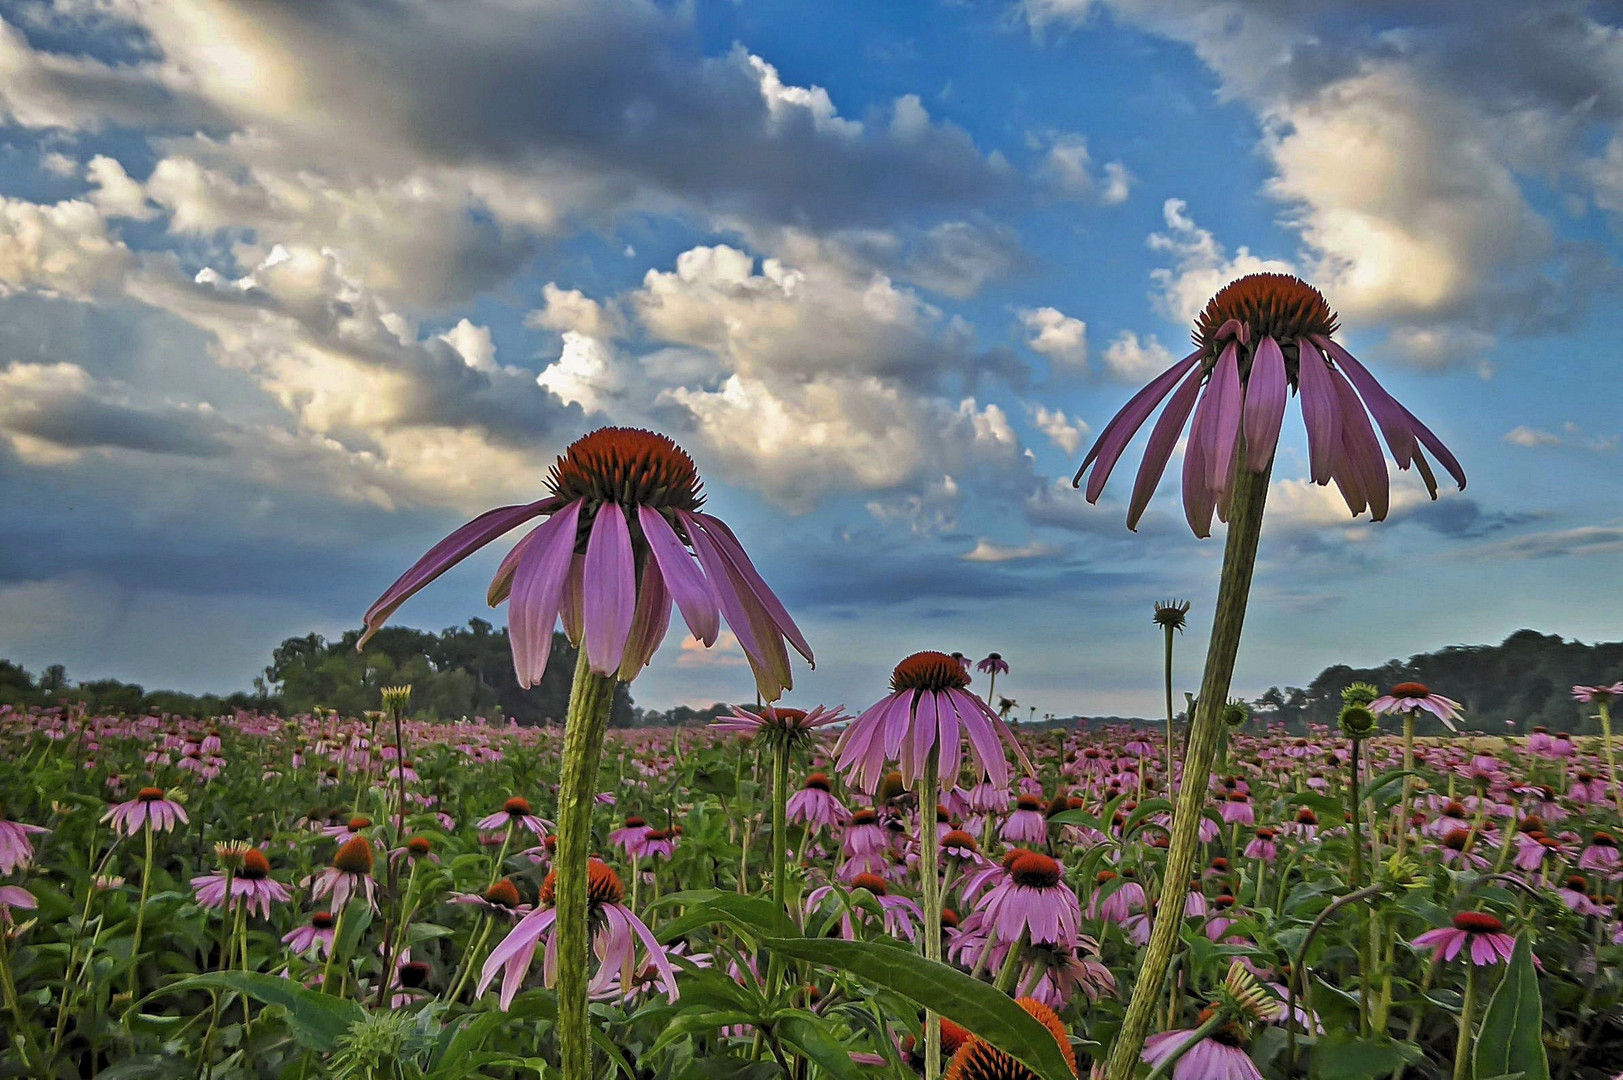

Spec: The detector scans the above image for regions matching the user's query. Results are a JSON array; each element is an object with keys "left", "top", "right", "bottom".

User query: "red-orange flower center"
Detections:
[
  {"left": 851, "top": 873, "right": 889, "bottom": 895},
  {"left": 407, "top": 836, "right": 432, "bottom": 855},
  {"left": 1193, "top": 273, "right": 1337, "bottom": 359},
  {"left": 348, "top": 817, "right": 372, "bottom": 830},
  {"left": 804, "top": 773, "right": 831, "bottom": 792},
  {"left": 239, "top": 849, "right": 271, "bottom": 880},
  {"left": 1452, "top": 911, "right": 1505, "bottom": 934},
  {"left": 624, "top": 816, "right": 647, "bottom": 828},
  {"left": 1009, "top": 852, "right": 1062, "bottom": 889},
  {"left": 539, "top": 858, "right": 625, "bottom": 906},
  {"left": 944, "top": 998, "right": 1077, "bottom": 1080},
  {"left": 1391, "top": 681, "right": 1430, "bottom": 697},
  {"left": 546, "top": 427, "right": 704, "bottom": 513},
  {"left": 311, "top": 911, "right": 335, "bottom": 929},
  {"left": 137, "top": 787, "right": 165, "bottom": 801},
  {"left": 484, "top": 879, "right": 522, "bottom": 908},
  {"left": 504, "top": 797, "right": 532, "bottom": 816},
  {"left": 890, "top": 651, "right": 972, "bottom": 694},
  {"left": 333, "top": 835, "right": 375, "bottom": 874},
  {"left": 942, "top": 829, "right": 978, "bottom": 853},
  {"left": 1016, "top": 794, "right": 1043, "bottom": 812}
]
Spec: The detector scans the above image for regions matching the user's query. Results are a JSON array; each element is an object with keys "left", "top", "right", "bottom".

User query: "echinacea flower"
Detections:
[
  {"left": 0, "top": 818, "right": 47, "bottom": 875},
  {"left": 976, "top": 653, "right": 1009, "bottom": 676},
  {"left": 607, "top": 816, "right": 654, "bottom": 857},
  {"left": 1574, "top": 683, "right": 1623, "bottom": 704},
  {"left": 102, "top": 787, "right": 189, "bottom": 837},
  {"left": 1000, "top": 794, "right": 1049, "bottom": 844},
  {"left": 282, "top": 911, "right": 337, "bottom": 959},
  {"left": 1074, "top": 273, "right": 1464, "bottom": 535},
  {"left": 450, "top": 878, "right": 533, "bottom": 921},
  {"left": 1411, "top": 911, "right": 1520, "bottom": 966},
  {"left": 305, "top": 835, "right": 378, "bottom": 912},
  {"left": 360, "top": 427, "right": 812, "bottom": 699},
  {"left": 711, "top": 703, "right": 847, "bottom": 750},
  {"left": 1141, "top": 1014, "right": 1265, "bottom": 1080},
  {"left": 476, "top": 858, "right": 677, "bottom": 1010},
  {"left": 786, "top": 774, "right": 848, "bottom": 833},
  {"left": 1370, "top": 682, "right": 1465, "bottom": 732},
  {"left": 976, "top": 852, "right": 1082, "bottom": 946},
  {"left": 475, "top": 797, "right": 552, "bottom": 839},
  {"left": 191, "top": 848, "right": 290, "bottom": 919},
  {"left": 943, "top": 997, "right": 1077, "bottom": 1080},
  {"left": 834, "top": 651, "right": 1032, "bottom": 793},
  {"left": 0, "top": 884, "right": 36, "bottom": 925}
]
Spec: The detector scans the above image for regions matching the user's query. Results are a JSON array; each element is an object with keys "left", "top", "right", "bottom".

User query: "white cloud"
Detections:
[
  {"left": 1027, "top": 403, "right": 1089, "bottom": 455},
  {"left": 1017, "top": 305, "right": 1088, "bottom": 371},
  {"left": 960, "top": 538, "right": 1061, "bottom": 563},
  {"left": 1147, "top": 198, "right": 1294, "bottom": 325},
  {"left": 1503, "top": 425, "right": 1560, "bottom": 449},
  {"left": 85, "top": 155, "right": 156, "bottom": 220},
  {"left": 1037, "top": 132, "right": 1131, "bottom": 204},
  {"left": 0, "top": 195, "right": 130, "bottom": 298},
  {"left": 1101, "top": 330, "right": 1177, "bottom": 382},
  {"left": 535, "top": 331, "right": 623, "bottom": 414},
  {"left": 526, "top": 282, "right": 619, "bottom": 340},
  {"left": 1503, "top": 422, "right": 1618, "bottom": 452}
]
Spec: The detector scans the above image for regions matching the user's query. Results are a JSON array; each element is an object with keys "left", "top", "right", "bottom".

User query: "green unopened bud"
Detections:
[
  {"left": 1222, "top": 699, "right": 1249, "bottom": 728},
  {"left": 1341, "top": 682, "right": 1379, "bottom": 708},
  {"left": 381, "top": 685, "right": 412, "bottom": 716},
  {"left": 1338, "top": 704, "right": 1378, "bottom": 739}
]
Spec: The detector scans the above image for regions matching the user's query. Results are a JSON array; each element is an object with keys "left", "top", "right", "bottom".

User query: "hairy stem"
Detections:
[
  {"left": 1106, "top": 452, "right": 1271, "bottom": 1080},
  {"left": 921, "top": 752, "right": 942, "bottom": 1080}
]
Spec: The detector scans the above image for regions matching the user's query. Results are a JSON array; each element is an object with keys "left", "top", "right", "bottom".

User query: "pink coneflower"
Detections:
[
  {"left": 641, "top": 828, "right": 677, "bottom": 861},
  {"left": 1220, "top": 792, "right": 1255, "bottom": 826},
  {"left": 476, "top": 859, "right": 677, "bottom": 1010},
  {"left": 976, "top": 653, "right": 1009, "bottom": 676},
  {"left": 192, "top": 849, "right": 290, "bottom": 919},
  {"left": 608, "top": 816, "right": 654, "bottom": 857},
  {"left": 944, "top": 997, "right": 1077, "bottom": 1080},
  {"left": 323, "top": 816, "right": 375, "bottom": 844},
  {"left": 1243, "top": 827, "right": 1278, "bottom": 863},
  {"left": 807, "top": 873, "right": 923, "bottom": 940},
  {"left": 361, "top": 427, "right": 811, "bottom": 699},
  {"left": 786, "top": 773, "right": 847, "bottom": 833},
  {"left": 0, "top": 818, "right": 48, "bottom": 874},
  {"left": 1142, "top": 1013, "right": 1265, "bottom": 1080},
  {"left": 1370, "top": 682, "right": 1465, "bottom": 733},
  {"left": 1574, "top": 683, "right": 1623, "bottom": 704},
  {"left": 1569, "top": 770, "right": 1608, "bottom": 804},
  {"left": 305, "top": 836, "right": 378, "bottom": 912},
  {"left": 1074, "top": 273, "right": 1464, "bottom": 534},
  {"left": 833, "top": 651, "right": 1032, "bottom": 793},
  {"left": 282, "top": 910, "right": 338, "bottom": 958},
  {"left": 1439, "top": 828, "right": 1489, "bottom": 870},
  {"left": 450, "top": 878, "right": 534, "bottom": 921},
  {"left": 1579, "top": 832, "right": 1620, "bottom": 871},
  {"left": 1282, "top": 807, "right": 1319, "bottom": 841},
  {"left": 941, "top": 828, "right": 982, "bottom": 863},
  {"left": 1001, "top": 794, "right": 1049, "bottom": 845},
  {"left": 1557, "top": 876, "right": 1599, "bottom": 915},
  {"left": 1088, "top": 870, "right": 1145, "bottom": 925},
  {"left": 1411, "top": 911, "right": 1520, "bottom": 966},
  {"left": 977, "top": 852, "right": 1082, "bottom": 947},
  {"left": 102, "top": 787, "right": 188, "bottom": 837},
  {"left": 843, "top": 809, "right": 891, "bottom": 858},
  {"left": 712, "top": 703, "right": 846, "bottom": 749},
  {"left": 476, "top": 797, "right": 552, "bottom": 839}
]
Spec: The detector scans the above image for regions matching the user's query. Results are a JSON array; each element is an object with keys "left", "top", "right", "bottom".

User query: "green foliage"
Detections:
[{"left": 1475, "top": 937, "right": 1550, "bottom": 1080}]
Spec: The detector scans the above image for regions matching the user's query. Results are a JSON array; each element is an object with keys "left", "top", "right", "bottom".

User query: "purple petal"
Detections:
[
  {"left": 507, "top": 500, "right": 582, "bottom": 689},
  {"left": 1076, "top": 351, "right": 1203, "bottom": 502},
  {"left": 1314, "top": 336, "right": 1417, "bottom": 467},
  {"left": 1396, "top": 402, "right": 1468, "bottom": 491},
  {"left": 1127, "top": 363, "right": 1204, "bottom": 530},
  {"left": 1243, "top": 336, "right": 1287, "bottom": 472},
  {"left": 638, "top": 505, "right": 720, "bottom": 645},
  {"left": 1204, "top": 342, "right": 1243, "bottom": 492},
  {"left": 1329, "top": 367, "right": 1389, "bottom": 520},
  {"left": 583, "top": 504, "right": 636, "bottom": 675},
  {"left": 361, "top": 500, "right": 552, "bottom": 646},
  {"left": 911, "top": 689, "right": 939, "bottom": 782},
  {"left": 688, "top": 513, "right": 812, "bottom": 664},
  {"left": 559, "top": 555, "right": 586, "bottom": 644},
  {"left": 681, "top": 511, "right": 794, "bottom": 701},
  {"left": 1182, "top": 377, "right": 1219, "bottom": 538},
  {"left": 616, "top": 552, "right": 673, "bottom": 681},
  {"left": 1296, "top": 342, "right": 1342, "bottom": 485}
]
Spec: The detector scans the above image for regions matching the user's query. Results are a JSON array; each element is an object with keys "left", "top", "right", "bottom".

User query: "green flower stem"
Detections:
[
  {"left": 994, "top": 928, "right": 1028, "bottom": 995},
  {"left": 1601, "top": 702, "right": 1621, "bottom": 816},
  {"left": 0, "top": 929, "right": 47, "bottom": 1075},
  {"left": 771, "top": 740, "right": 791, "bottom": 919},
  {"left": 920, "top": 751, "right": 943, "bottom": 1080},
  {"left": 556, "top": 647, "right": 617, "bottom": 1080},
  {"left": 1106, "top": 450, "right": 1271, "bottom": 1080},
  {"left": 1397, "top": 712, "right": 1416, "bottom": 860},
  {"left": 1163, "top": 623, "right": 1177, "bottom": 787},
  {"left": 1451, "top": 962, "right": 1478, "bottom": 1080},
  {"left": 320, "top": 904, "right": 348, "bottom": 997},
  {"left": 127, "top": 821, "right": 156, "bottom": 997},
  {"left": 1348, "top": 738, "right": 1364, "bottom": 888}
]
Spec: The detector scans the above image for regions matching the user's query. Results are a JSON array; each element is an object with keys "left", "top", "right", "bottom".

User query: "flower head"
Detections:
[
  {"left": 976, "top": 653, "right": 1010, "bottom": 676},
  {"left": 1074, "top": 273, "right": 1464, "bottom": 536},
  {"left": 1411, "top": 911, "right": 1520, "bottom": 966},
  {"left": 711, "top": 703, "right": 847, "bottom": 751},
  {"left": 361, "top": 427, "right": 811, "bottom": 700},
  {"left": 1574, "top": 683, "right": 1623, "bottom": 705},
  {"left": 1153, "top": 600, "right": 1191, "bottom": 632},
  {"left": 102, "top": 787, "right": 189, "bottom": 837},
  {"left": 943, "top": 998, "right": 1077, "bottom": 1080},
  {"left": 1369, "top": 682, "right": 1464, "bottom": 732}
]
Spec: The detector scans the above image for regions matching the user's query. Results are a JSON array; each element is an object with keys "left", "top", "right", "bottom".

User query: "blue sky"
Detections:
[{"left": 0, "top": 0, "right": 1620, "bottom": 717}]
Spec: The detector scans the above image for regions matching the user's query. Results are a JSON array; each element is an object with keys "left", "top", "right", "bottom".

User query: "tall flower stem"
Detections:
[
  {"left": 1163, "top": 623, "right": 1177, "bottom": 787},
  {"left": 127, "top": 822, "right": 155, "bottom": 997},
  {"left": 320, "top": 905, "right": 348, "bottom": 997},
  {"left": 1105, "top": 450, "right": 1271, "bottom": 1080},
  {"left": 766, "top": 737, "right": 792, "bottom": 1001},
  {"left": 556, "top": 647, "right": 617, "bottom": 1080},
  {"left": 1348, "top": 740, "right": 1364, "bottom": 889},
  {"left": 1397, "top": 713, "right": 1416, "bottom": 860},
  {"left": 1451, "top": 963, "right": 1478, "bottom": 1080},
  {"left": 1600, "top": 701, "right": 1621, "bottom": 816},
  {"left": 920, "top": 751, "right": 943, "bottom": 1080}
]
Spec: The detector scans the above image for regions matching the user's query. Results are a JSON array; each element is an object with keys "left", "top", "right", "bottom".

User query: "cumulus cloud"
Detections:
[
  {"left": 1035, "top": 132, "right": 1131, "bottom": 204},
  {"left": 1026, "top": 404, "right": 1089, "bottom": 455},
  {"left": 0, "top": 195, "right": 131, "bottom": 298},
  {"left": 1147, "top": 198, "right": 1294, "bottom": 325},
  {"left": 1503, "top": 422, "right": 1618, "bottom": 452},
  {"left": 1101, "top": 330, "right": 1178, "bottom": 382},
  {"left": 960, "top": 538, "right": 1061, "bottom": 563},
  {"left": 0, "top": 361, "right": 229, "bottom": 463},
  {"left": 1017, "top": 306, "right": 1088, "bottom": 371}
]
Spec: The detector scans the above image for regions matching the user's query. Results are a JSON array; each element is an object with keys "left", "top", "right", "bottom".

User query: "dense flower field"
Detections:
[{"left": 2, "top": 688, "right": 1621, "bottom": 1079}]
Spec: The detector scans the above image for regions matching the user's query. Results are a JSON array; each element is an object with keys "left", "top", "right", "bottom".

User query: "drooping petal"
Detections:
[
  {"left": 909, "top": 690, "right": 939, "bottom": 785},
  {"left": 583, "top": 504, "right": 636, "bottom": 675},
  {"left": 681, "top": 511, "right": 794, "bottom": 701},
  {"left": 637, "top": 505, "right": 719, "bottom": 645},
  {"left": 559, "top": 554, "right": 586, "bottom": 644},
  {"left": 1329, "top": 367, "right": 1390, "bottom": 520},
  {"left": 1395, "top": 403, "right": 1468, "bottom": 491},
  {"left": 1313, "top": 336, "right": 1417, "bottom": 467},
  {"left": 1243, "top": 336, "right": 1288, "bottom": 472},
  {"left": 688, "top": 513, "right": 812, "bottom": 664},
  {"left": 616, "top": 552, "right": 673, "bottom": 681},
  {"left": 936, "top": 691, "right": 962, "bottom": 787},
  {"left": 1182, "top": 377, "right": 1219, "bottom": 538},
  {"left": 1205, "top": 342, "right": 1243, "bottom": 492},
  {"left": 1296, "top": 341, "right": 1342, "bottom": 485},
  {"left": 361, "top": 500, "right": 554, "bottom": 646},
  {"left": 506, "top": 500, "right": 582, "bottom": 689},
  {"left": 1076, "top": 350, "right": 1203, "bottom": 502},
  {"left": 1127, "top": 363, "right": 1204, "bottom": 531}
]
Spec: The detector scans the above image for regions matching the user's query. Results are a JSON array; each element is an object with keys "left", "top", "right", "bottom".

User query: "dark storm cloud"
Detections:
[{"left": 1, "top": 388, "right": 229, "bottom": 458}]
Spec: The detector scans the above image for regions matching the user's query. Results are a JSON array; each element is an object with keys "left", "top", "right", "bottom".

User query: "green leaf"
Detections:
[
  {"left": 1309, "top": 1033, "right": 1424, "bottom": 1080},
  {"left": 1474, "top": 937, "right": 1549, "bottom": 1080},
  {"left": 157, "top": 972, "right": 363, "bottom": 1051},
  {"left": 1121, "top": 798, "right": 1175, "bottom": 839},
  {"left": 651, "top": 888, "right": 798, "bottom": 942},
  {"left": 762, "top": 938, "right": 1075, "bottom": 1080},
  {"left": 778, "top": 1013, "right": 866, "bottom": 1080}
]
